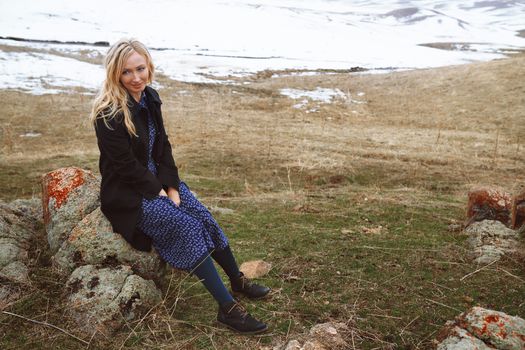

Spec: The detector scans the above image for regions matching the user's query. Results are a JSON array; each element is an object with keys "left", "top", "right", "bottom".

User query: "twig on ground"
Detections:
[
  {"left": 497, "top": 267, "right": 525, "bottom": 283},
  {"left": 1, "top": 310, "right": 88, "bottom": 345},
  {"left": 460, "top": 259, "right": 498, "bottom": 281},
  {"left": 424, "top": 298, "right": 462, "bottom": 313},
  {"left": 368, "top": 313, "right": 402, "bottom": 320},
  {"left": 400, "top": 315, "right": 420, "bottom": 336},
  {"left": 355, "top": 245, "right": 441, "bottom": 252}
]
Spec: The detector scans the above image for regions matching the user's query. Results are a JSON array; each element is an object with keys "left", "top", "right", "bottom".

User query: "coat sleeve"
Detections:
[
  {"left": 156, "top": 126, "right": 181, "bottom": 191},
  {"left": 95, "top": 115, "right": 162, "bottom": 199}
]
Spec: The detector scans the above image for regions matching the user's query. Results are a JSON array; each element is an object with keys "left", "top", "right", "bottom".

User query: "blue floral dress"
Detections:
[{"left": 136, "top": 92, "right": 229, "bottom": 271}]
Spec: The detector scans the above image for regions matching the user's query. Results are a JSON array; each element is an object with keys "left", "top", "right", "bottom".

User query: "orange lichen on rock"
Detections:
[
  {"left": 42, "top": 167, "right": 91, "bottom": 224},
  {"left": 466, "top": 187, "right": 512, "bottom": 227}
]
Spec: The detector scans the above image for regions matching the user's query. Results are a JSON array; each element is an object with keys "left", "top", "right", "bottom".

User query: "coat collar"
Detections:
[{"left": 127, "top": 85, "right": 161, "bottom": 117}]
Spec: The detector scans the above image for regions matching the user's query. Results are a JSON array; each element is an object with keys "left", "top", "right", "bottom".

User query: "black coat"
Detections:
[{"left": 95, "top": 86, "right": 180, "bottom": 251}]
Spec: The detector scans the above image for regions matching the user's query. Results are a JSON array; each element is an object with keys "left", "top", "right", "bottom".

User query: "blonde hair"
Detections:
[{"left": 90, "top": 38, "right": 155, "bottom": 136}]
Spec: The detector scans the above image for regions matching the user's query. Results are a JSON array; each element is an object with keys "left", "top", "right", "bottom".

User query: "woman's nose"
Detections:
[{"left": 132, "top": 71, "right": 141, "bottom": 81}]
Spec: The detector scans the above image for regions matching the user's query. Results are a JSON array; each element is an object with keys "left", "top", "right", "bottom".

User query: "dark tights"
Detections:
[{"left": 192, "top": 245, "right": 241, "bottom": 305}]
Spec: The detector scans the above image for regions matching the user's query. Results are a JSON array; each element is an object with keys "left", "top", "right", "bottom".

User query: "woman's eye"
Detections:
[
  {"left": 122, "top": 70, "right": 129, "bottom": 75},
  {"left": 138, "top": 67, "right": 145, "bottom": 71}
]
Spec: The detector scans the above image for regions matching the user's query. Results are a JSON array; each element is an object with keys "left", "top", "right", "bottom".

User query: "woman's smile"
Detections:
[{"left": 120, "top": 51, "right": 149, "bottom": 101}]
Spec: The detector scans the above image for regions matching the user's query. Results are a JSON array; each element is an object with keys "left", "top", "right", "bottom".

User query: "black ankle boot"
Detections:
[
  {"left": 217, "top": 301, "right": 268, "bottom": 334},
  {"left": 231, "top": 272, "right": 271, "bottom": 299}
]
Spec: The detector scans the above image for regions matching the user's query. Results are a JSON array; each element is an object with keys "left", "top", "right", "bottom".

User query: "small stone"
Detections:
[
  {"left": 308, "top": 322, "right": 348, "bottom": 349},
  {"left": 283, "top": 339, "right": 301, "bottom": 350},
  {"left": 447, "top": 224, "right": 463, "bottom": 232},
  {"left": 302, "top": 340, "right": 326, "bottom": 350},
  {"left": 208, "top": 206, "right": 235, "bottom": 215},
  {"left": 240, "top": 260, "right": 272, "bottom": 278},
  {"left": 361, "top": 225, "right": 383, "bottom": 235}
]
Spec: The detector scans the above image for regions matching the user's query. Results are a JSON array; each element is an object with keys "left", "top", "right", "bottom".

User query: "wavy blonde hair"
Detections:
[{"left": 90, "top": 38, "right": 155, "bottom": 136}]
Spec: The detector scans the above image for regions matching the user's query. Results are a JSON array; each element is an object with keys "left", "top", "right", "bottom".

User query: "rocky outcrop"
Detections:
[
  {"left": 511, "top": 190, "right": 525, "bottom": 229},
  {"left": 41, "top": 167, "right": 167, "bottom": 335},
  {"left": 42, "top": 167, "right": 100, "bottom": 253},
  {"left": 466, "top": 187, "right": 525, "bottom": 230},
  {"left": 466, "top": 187, "right": 512, "bottom": 227},
  {"left": 66, "top": 264, "right": 162, "bottom": 336},
  {"left": 465, "top": 220, "right": 519, "bottom": 264},
  {"left": 0, "top": 200, "right": 39, "bottom": 284},
  {"left": 53, "top": 208, "right": 165, "bottom": 281},
  {"left": 436, "top": 307, "right": 525, "bottom": 350}
]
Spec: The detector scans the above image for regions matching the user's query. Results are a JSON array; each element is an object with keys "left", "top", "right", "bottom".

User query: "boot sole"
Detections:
[{"left": 217, "top": 320, "right": 268, "bottom": 335}]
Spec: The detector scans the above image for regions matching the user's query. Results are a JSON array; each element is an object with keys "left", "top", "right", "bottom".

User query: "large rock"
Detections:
[
  {"left": 465, "top": 220, "right": 519, "bottom": 263},
  {"left": 436, "top": 325, "right": 493, "bottom": 350},
  {"left": 0, "top": 200, "right": 38, "bottom": 284},
  {"left": 66, "top": 264, "right": 162, "bottom": 336},
  {"left": 511, "top": 190, "right": 525, "bottom": 229},
  {"left": 53, "top": 208, "right": 165, "bottom": 281},
  {"left": 466, "top": 187, "right": 512, "bottom": 227},
  {"left": 437, "top": 307, "right": 525, "bottom": 350},
  {"left": 42, "top": 167, "right": 100, "bottom": 253}
]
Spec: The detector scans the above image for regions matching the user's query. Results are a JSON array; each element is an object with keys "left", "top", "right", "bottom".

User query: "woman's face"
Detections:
[{"left": 120, "top": 51, "right": 149, "bottom": 99}]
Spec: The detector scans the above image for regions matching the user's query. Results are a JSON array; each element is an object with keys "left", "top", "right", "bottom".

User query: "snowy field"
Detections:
[{"left": 0, "top": 0, "right": 524, "bottom": 94}]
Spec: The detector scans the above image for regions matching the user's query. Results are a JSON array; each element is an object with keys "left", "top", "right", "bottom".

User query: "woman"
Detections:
[{"left": 90, "top": 38, "right": 269, "bottom": 334}]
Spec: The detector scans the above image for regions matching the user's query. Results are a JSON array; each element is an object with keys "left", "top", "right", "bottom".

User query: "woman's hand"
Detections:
[{"left": 167, "top": 187, "right": 181, "bottom": 207}]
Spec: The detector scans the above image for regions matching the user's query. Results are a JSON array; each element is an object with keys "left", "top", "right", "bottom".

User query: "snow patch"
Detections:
[{"left": 281, "top": 88, "right": 347, "bottom": 103}]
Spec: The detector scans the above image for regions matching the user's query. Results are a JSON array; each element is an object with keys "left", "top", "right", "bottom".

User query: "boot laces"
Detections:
[
  {"left": 240, "top": 275, "right": 253, "bottom": 290},
  {"left": 227, "top": 302, "right": 249, "bottom": 319}
]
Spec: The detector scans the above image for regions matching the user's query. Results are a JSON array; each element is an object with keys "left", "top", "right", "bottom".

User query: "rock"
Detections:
[
  {"left": 436, "top": 307, "right": 525, "bottom": 350},
  {"left": 208, "top": 205, "right": 235, "bottom": 215},
  {"left": 66, "top": 264, "right": 162, "bottom": 336},
  {"left": 9, "top": 197, "right": 43, "bottom": 223},
  {"left": 458, "top": 307, "right": 525, "bottom": 350},
  {"left": 277, "top": 322, "right": 348, "bottom": 350},
  {"left": 301, "top": 340, "right": 326, "bottom": 350},
  {"left": 42, "top": 167, "right": 100, "bottom": 253},
  {"left": 464, "top": 220, "right": 519, "bottom": 263},
  {"left": 466, "top": 187, "right": 512, "bottom": 227},
  {"left": 447, "top": 224, "right": 463, "bottom": 232},
  {"left": 308, "top": 322, "right": 348, "bottom": 349},
  {"left": 436, "top": 325, "right": 493, "bottom": 350},
  {"left": 511, "top": 190, "right": 525, "bottom": 229},
  {"left": 53, "top": 208, "right": 165, "bottom": 281},
  {"left": 240, "top": 260, "right": 272, "bottom": 278},
  {"left": 283, "top": 340, "right": 302, "bottom": 350},
  {"left": 0, "top": 201, "right": 37, "bottom": 284}
]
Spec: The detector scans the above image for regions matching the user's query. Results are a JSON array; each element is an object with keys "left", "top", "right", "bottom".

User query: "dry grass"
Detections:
[{"left": 1, "top": 52, "right": 525, "bottom": 349}]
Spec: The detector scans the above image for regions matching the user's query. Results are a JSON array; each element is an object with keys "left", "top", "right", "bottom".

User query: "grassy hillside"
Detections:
[{"left": 1, "top": 53, "right": 524, "bottom": 349}]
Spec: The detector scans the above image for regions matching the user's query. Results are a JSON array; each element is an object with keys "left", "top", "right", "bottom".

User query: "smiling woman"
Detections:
[
  {"left": 89, "top": 38, "right": 270, "bottom": 335},
  {"left": 120, "top": 52, "right": 149, "bottom": 102}
]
